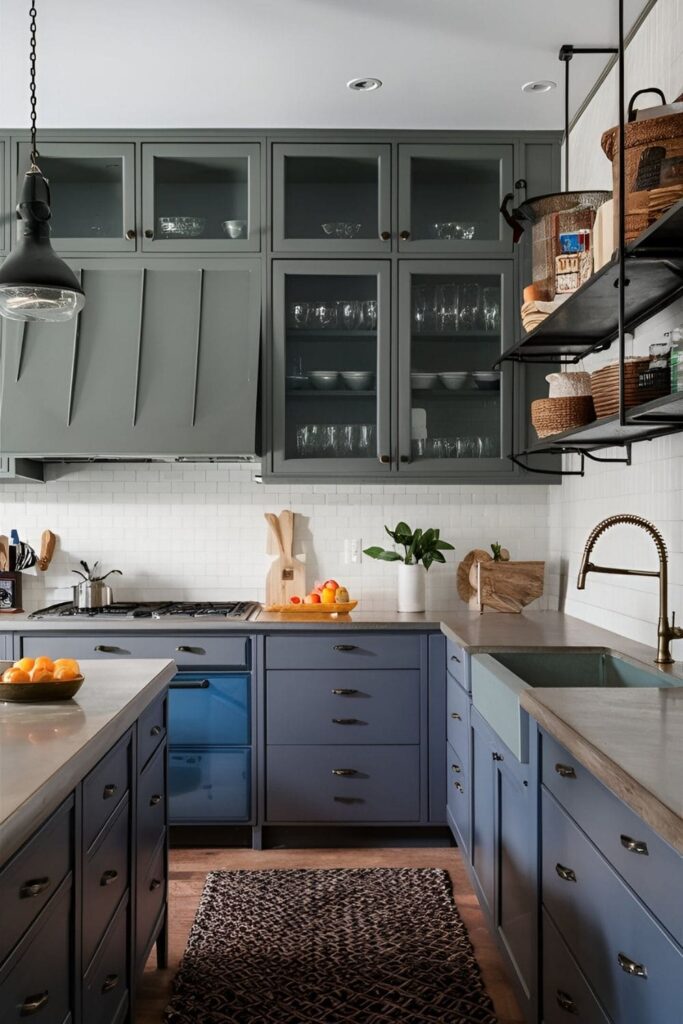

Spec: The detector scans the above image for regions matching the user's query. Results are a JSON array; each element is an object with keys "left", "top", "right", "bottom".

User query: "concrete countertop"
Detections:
[
  {"left": 520, "top": 686, "right": 683, "bottom": 855},
  {"left": 0, "top": 659, "right": 176, "bottom": 863}
]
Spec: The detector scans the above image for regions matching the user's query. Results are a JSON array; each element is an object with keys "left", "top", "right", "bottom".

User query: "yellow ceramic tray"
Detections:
[{"left": 264, "top": 601, "right": 358, "bottom": 614}]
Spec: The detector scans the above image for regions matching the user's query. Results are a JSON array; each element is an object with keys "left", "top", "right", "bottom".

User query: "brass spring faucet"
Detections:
[{"left": 577, "top": 514, "right": 683, "bottom": 665}]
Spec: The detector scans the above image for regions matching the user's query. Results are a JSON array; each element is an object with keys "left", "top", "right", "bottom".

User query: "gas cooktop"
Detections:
[{"left": 29, "top": 601, "right": 261, "bottom": 621}]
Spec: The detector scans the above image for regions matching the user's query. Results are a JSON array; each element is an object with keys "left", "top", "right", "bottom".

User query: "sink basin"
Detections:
[{"left": 471, "top": 649, "right": 682, "bottom": 763}]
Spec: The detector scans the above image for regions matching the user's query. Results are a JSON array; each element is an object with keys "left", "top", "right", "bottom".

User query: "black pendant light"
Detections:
[{"left": 0, "top": 2, "right": 85, "bottom": 322}]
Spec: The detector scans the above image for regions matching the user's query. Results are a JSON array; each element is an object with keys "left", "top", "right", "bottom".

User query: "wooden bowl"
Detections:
[{"left": 0, "top": 676, "right": 85, "bottom": 703}]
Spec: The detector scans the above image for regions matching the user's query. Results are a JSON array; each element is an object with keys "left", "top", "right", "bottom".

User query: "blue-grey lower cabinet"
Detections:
[
  {"left": 167, "top": 671, "right": 252, "bottom": 824},
  {"left": 0, "top": 688, "right": 169, "bottom": 1024},
  {"left": 539, "top": 729, "right": 683, "bottom": 1024}
]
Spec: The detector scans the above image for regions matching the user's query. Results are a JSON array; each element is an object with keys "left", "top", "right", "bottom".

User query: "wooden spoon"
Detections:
[
  {"left": 264, "top": 513, "right": 285, "bottom": 558},
  {"left": 37, "top": 530, "right": 57, "bottom": 572}
]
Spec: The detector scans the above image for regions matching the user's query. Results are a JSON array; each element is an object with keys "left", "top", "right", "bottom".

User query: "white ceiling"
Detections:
[{"left": 0, "top": 0, "right": 649, "bottom": 131}]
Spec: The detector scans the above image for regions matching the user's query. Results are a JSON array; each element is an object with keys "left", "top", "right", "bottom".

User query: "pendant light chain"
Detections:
[{"left": 29, "top": 1, "right": 38, "bottom": 165}]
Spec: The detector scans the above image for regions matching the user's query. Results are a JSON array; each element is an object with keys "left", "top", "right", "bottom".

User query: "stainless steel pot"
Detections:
[{"left": 73, "top": 580, "right": 113, "bottom": 609}]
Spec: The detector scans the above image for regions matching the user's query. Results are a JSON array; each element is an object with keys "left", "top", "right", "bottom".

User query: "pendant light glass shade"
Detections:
[{"left": 0, "top": 169, "right": 85, "bottom": 322}]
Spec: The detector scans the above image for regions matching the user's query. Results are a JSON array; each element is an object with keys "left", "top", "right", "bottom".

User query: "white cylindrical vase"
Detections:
[{"left": 397, "top": 562, "right": 426, "bottom": 613}]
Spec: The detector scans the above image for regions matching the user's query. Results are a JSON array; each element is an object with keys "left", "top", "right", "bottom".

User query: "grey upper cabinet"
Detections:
[
  {"left": 397, "top": 144, "right": 514, "bottom": 253},
  {"left": 271, "top": 259, "right": 392, "bottom": 476},
  {"left": 271, "top": 143, "right": 392, "bottom": 252},
  {"left": 141, "top": 143, "right": 261, "bottom": 252},
  {"left": 14, "top": 142, "right": 136, "bottom": 252},
  {"left": 396, "top": 260, "right": 516, "bottom": 476},
  {"left": 0, "top": 140, "right": 6, "bottom": 254},
  {"left": 0, "top": 258, "right": 261, "bottom": 458}
]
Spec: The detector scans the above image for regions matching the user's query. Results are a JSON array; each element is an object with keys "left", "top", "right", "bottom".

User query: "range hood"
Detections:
[{"left": 0, "top": 259, "right": 261, "bottom": 461}]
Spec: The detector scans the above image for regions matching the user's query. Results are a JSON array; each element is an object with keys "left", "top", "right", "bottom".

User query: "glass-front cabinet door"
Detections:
[
  {"left": 272, "top": 260, "right": 391, "bottom": 476},
  {"left": 0, "top": 140, "right": 6, "bottom": 254},
  {"left": 397, "top": 260, "right": 513, "bottom": 475},
  {"left": 397, "top": 144, "right": 513, "bottom": 253},
  {"left": 142, "top": 143, "right": 260, "bottom": 251},
  {"left": 272, "top": 144, "right": 391, "bottom": 252},
  {"left": 15, "top": 142, "right": 136, "bottom": 252}
]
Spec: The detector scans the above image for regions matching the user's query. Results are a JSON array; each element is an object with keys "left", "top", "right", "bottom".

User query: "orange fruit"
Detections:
[
  {"left": 33, "top": 656, "right": 55, "bottom": 671},
  {"left": 321, "top": 587, "right": 336, "bottom": 604},
  {"left": 3, "top": 667, "right": 31, "bottom": 683},
  {"left": 54, "top": 658, "right": 80, "bottom": 674},
  {"left": 30, "top": 667, "right": 54, "bottom": 683},
  {"left": 13, "top": 657, "right": 35, "bottom": 673},
  {"left": 54, "top": 666, "right": 79, "bottom": 682},
  {"left": 304, "top": 593, "right": 321, "bottom": 604}
]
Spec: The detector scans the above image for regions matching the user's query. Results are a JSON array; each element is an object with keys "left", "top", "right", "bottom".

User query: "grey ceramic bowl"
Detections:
[
  {"left": 341, "top": 371, "right": 375, "bottom": 391},
  {"left": 222, "top": 219, "right": 247, "bottom": 239},
  {"left": 440, "top": 372, "right": 470, "bottom": 391},
  {"left": 411, "top": 372, "right": 439, "bottom": 390},
  {"left": 309, "top": 370, "right": 340, "bottom": 391}
]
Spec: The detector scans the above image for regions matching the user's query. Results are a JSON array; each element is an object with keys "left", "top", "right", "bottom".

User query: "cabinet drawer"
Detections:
[
  {"left": 542, "top": 909, "right": 610, "bottom": 1024},
  {"left": 83, "top": 895, "right": 128, "bottom": 1024},
  {"left": 0, "top": 798, "right": 72, "bottom": 964},
  {"left": 266, "top": 633, "right": 421, "bottom": 670},
  {"left": 446, "top": 672, "right": 468, "bottom": 752},
  {"left": 542, "top": 789, "right": 683, "bottom": 1024},
  {"left": 266, "top": 745, "right": 420, "bottom": 822},
  {"left": 137, "top": 692, "right": 167, "bottom": 771},
  {"left": 22, "top": 633, "right": 249, "bottom": 668},
  {"left": 542, "top": 730, "right": 683, "bottom": 946},
  {"left": 446, "top": 637, "right": 466, "bottom": 688},
  {"left": 136, "top": 835, "right": 166, "bottom": 969},
  {"left": 137, "top": 744, "right": 166, "bottom": 877},
  {"left": 83, "top": 731, "right": 131, "bottom": 850},
  {"left": 0, "top": 878, "right": 71, "bottom": 1024},
  {"left": 168, "top": 673, "right": 250, "bottom": 746},
  {"left": 168, "top": 747, "right": 250, "bottom": 822},
  {"left": 446, "top": 740, "right": 469, "bottom": 847},
  {"left": 266, "top": 670, "right": 420, "bottom": 744},
  {"left": 82, "top": 796, "right": 130, "bottom": 969}
]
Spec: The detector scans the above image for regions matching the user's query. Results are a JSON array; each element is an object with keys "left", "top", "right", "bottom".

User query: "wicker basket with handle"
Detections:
[
  {"left": 531, "top": 396, "right": 595, "bottom": 439},
  {"left": 590, "top": 357, "right": 670, "bottom": 418}
]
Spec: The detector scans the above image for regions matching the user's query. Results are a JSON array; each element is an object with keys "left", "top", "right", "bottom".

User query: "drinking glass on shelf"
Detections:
[
  {"left": 356, "top": 423, "right": 376, "bottom": 457},
  {"left": 320, "top": 424, "right": 339, "bottom": 456},
  {"left": 296, "top": 423, "right": 321, "bottom": 457},
  {"left": 313, "top": 302, "right": 338, "bottom": 329},
  {"left": 435, "top": 284, "right": 458, "bottom": 332},
  {"left": 457, "top": 283, "right": 481, "bottom": 331},
  {"left": 413, "top": 287, "right": 434, "bottom": 332},
  {"left": 338, "top": 424, "right": 356, "bottom": 457},
  {"left": 361, "top": 300, "right": 377, "bottom": 331},
  {"left": 481, "top": 436, "right": 499, "bottom": 458},
  {"left": 288, "top": 301, "right": 310, "bottom": 328},
  {"left": 337, "top": 299, "right": 362, "bottom": 331},
  {"left": 411, "top": 438, "right": 427, "bottom": 458},
  {"left": 482, "top": 287, "right": 500, "bottom": 332}
]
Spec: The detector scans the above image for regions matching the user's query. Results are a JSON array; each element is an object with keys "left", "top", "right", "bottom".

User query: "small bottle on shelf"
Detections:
[{"left": 669, "top": 327, "right": 683, "bottom": 394}]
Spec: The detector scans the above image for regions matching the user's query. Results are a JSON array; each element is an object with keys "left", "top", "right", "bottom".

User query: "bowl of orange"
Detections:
[{"left": 0, "top": 656, "right": 84, "bottom": 703}]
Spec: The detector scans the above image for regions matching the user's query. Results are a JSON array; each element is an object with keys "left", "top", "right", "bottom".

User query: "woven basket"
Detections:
[
  {"left": 590, "top": 358, "right": 670, "bottom": 418},
  {"left": 531, "top": 396, "right": 596, "bottom": 439}
]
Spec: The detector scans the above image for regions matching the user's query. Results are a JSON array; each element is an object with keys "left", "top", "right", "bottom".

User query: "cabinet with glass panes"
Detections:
[{"left": 271, "top": 260, "right": 392, "bottom": 477}]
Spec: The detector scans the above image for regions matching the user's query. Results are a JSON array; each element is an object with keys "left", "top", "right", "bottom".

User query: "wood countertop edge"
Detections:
[
  {"left": 520, "top": 690, "right": 683, "bottom": 856},
  {"left": 0, "top": 660, "right": 176, "bottom": 864}
]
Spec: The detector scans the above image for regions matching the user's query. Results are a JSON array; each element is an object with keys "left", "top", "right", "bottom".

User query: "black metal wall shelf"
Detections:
[{"left": 497, "top": 200, "right": 683, "bottom": 365}]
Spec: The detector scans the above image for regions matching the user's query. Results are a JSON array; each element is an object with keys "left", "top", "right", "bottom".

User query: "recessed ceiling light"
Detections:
[
  {"left": 522, "top": 80, "right": 557, "bottom": 93},
  {"left": 347, "top": 77, "right": 382, "bottom": 92}
]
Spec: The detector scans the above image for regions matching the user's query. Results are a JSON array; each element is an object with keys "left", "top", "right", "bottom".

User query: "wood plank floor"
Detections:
[{"left": 136, "top": 846, "right": 524, "bottom": 1024}]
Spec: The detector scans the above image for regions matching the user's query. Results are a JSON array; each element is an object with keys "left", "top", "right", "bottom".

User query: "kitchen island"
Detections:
[{"left": 0, "top": 658, "right": 175, "bottom": 1024}]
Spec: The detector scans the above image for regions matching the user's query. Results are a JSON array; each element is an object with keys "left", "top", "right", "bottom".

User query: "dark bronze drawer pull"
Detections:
[
  {"left": 380, "top": 230, "right": 391, "bottom": 241},
  {"left": 94, "top": 644, "right": 126, "bottom": 654},
  {"left": 332, "top": 644, "right": 357, "bottom": 652},
  {"left": 331, "top": 768, "right": 357, "bottom": 777},
  {"left": 331, "top": 688, "right": 358, "bottom": 695},
  {"left": 555, "top": 989, "right": 578, "bottom": 1014},
  {"left": 555, "top": 863, "right": 577, "bottom": 883},
  {"left": 150, "top": 724, "right": 163, "bottom": 736},
  {"left": 555, "top": 763, "right": 577, "bottom": 779},
  {"left": 101, "top": 974, "right": 120, "bottom": 994},
  {"left": 150, "top": 793, "right": 162, "bottom": 806},
  {"left": 333, "top": 796, "right": 364, "bottom": 804},
  {"left": 20, "top": 990, "right": 49, "bottom": 1016},
  {"left": 620, "top": 834, "right": 649, "bottom": 855},
  {"left": 451, "top": 763, "right": 462, "bottom": 773},
  {"left": 450, "top": 711, "right": 462, "bottom": 720},
  {"left": 150, "top": 878, "right": 162, "bottom": 891},
  {"left": 100, "top": 869, "right": 119, "bottom": 887},
  {"left": 170, "top": 679, "right": 210, "bottom": 689},
  {"left": 332, "top": 717, "right": 359, "bottom": 725},
  {"left": 175, "top": 645, "right": 206, "bottom": 655},
  {"left": 617, "top": 952, "right": 647, "bottom": 978},
  {"left": 453, "top": 781, "right": 464, "bottom": 794},
  {"left": 19, "top": 877, "right": 50, "bottom": 899},
  {"left": 399, "top": 229, "right": 410, "bottom": 240},
  {"left": 450, "top": 653, "right": 461, "bottom": 663},
  {"left": 492, "top": 752, "right": 504, "bottom": 761},
  {"left": 102, "top": 783, "right": 118, "bottom": 799}
]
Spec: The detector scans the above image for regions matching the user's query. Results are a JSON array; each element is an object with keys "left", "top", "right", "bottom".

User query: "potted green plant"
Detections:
[{"left": 364, "top": 522, "right": 454, "bottom": 612}]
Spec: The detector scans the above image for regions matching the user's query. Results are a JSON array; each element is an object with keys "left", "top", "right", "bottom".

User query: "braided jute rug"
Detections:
[{"left": 164, "top": 867, "right": 498, "bottom": 1023}]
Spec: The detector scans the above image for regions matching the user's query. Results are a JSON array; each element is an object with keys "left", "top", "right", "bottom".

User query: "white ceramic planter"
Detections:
[{"left": 397, "top": 562, "right": 426, "bottom": 613}]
